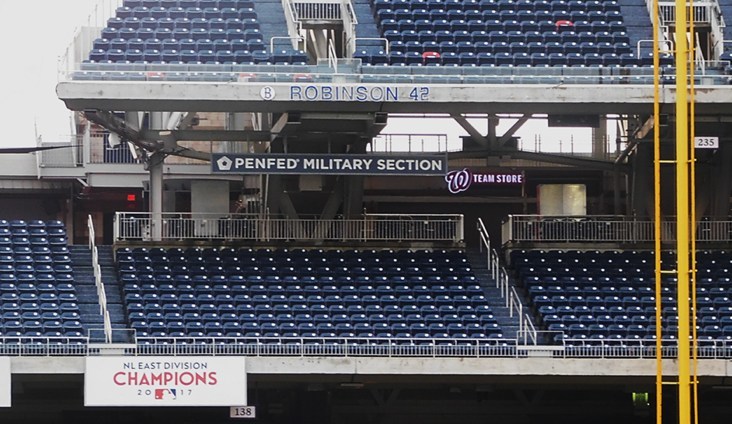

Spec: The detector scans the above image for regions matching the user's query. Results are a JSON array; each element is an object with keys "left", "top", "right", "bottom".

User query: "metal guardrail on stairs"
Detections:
[
  {"left": 88, "top": 215, "right": 112, "bottom": 343},
  {"left": 477, "top": 218, "right": 537, "bottom": 345}
]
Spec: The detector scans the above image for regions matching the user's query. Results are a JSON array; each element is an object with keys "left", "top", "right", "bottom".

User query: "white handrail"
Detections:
[
  {"left": 328, "top": 38, "right": 339, "bottom": 73},
  {"left": 114, "top": 212, "right": 464, "bottom": 244},
  {"left": 88, "top": 215, "right": 112, "bottom": 343},
  {"left": 340, "top": 0, "right": 358, "bottom": 57},
  {"left": 478, "top": 218, "right": 536, "bottom": 343}
]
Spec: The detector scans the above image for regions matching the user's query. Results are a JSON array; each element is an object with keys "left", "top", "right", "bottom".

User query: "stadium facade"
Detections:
[{"left": 0, "top": 0, "right": 732, "bottom": 422}]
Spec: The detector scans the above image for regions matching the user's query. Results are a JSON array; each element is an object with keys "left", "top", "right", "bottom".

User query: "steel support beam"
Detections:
[{"left": 450, "top": 113, "right": 490, "bottom": 148}]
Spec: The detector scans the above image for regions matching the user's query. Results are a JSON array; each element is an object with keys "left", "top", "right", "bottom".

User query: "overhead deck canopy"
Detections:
[{"left": 57, "top": 80, "right": 732, "bottom": 115}]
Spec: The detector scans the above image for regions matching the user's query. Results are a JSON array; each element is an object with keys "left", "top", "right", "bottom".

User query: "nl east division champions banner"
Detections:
[
  {"left": 0, "top": 357, "right": 9, "bottom": 407},
  {"left": 84, "top": 357, "right": 246, "bottom": 407}
]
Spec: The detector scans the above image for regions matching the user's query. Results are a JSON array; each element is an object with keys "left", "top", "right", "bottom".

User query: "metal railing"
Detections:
[
  {"left": 370, "top": 133, "right": 450, "bottom": 153},
  {"left": 658, "top": 1, "right": 712, "bottom": 23},
  {"left": 114, "top": 212, "right": 464, "bottom": 244},
  {"left": 88, "top": 215, "right": 112, "bottom": 343},
  {"left": 0, "top": 337, "right": 89, "bottom": 356},
  {"left": 354, "top": 37, "right": 390, "bottom": 53},
  {"left": 1, "top": 335, "right": 731, "bottom": 358},
  {"left": 340, "top": 0, "right": 358, "bottom": 57},
  {"left": 478, "top": 218, "right": 535, "bottom": 343},
  {"left": 293, "top": 0, "right": 343, "bottom": 21},
  {"left": 127, "top": 336, "right": 732, "bottom": 359},
  {"left": 281, "top": 0, "right": 304, "bottom": 51},
  {"left": 502, "top": 215, "right": 732, "bottom": 244}
]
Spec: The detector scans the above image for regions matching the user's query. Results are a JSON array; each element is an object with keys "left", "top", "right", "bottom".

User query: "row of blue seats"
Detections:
[
  {"left": 384, "top": 20, "right": 626, "bottom": 36},
  {"left": 124, "top": 282, "right": 482, "bottom": 295},
  {"left": 95, "top": 37, "right": 261, "bottom": 52},
  {"left": 108, "top": 15, "right": 259, "bottom": 30},
  {"left": 0, "top": 282, "right": 75, "bottom": 292},
  {"left": 0, "top": 220, "right": 64, "bottom": 230},
  {"left": 132, "top": 316, "right": 502, "bottom": 330},
  {"left": 0, "top": 331, "right": 84, "bottom": 339},
  {"left": 380, "top": 14, "right": 622, "bottom": 29},
  {"left": 376, "top": 8, "right": 619, "bottom": 22},
  {"left": 100, "top": 27, "right": 262, "bottom": 41},
  {"left": 114, "top": 6, "right": 256, "bottom": 19},
  {"left": 2, "top": 311, "right": 80, "bottom": 321},
  {"left": 530, "top": 284, "right": 664, "bottom": 295},
  {"left": 360, "top": 52, "right": 668, "bottom": 67},
  {"left": 129, "top": 302, "right": 494, "bottom": 317},
  {"left": 131, "top": 323, "right": 502, "bottom": 337},
  {"left": 386, "top": 30, "right": 630, "bottom": 44},
  {"left": 123, "top": 0, "right": 254, "bottom": 8},
  {"left": 125, "top": 293, "right": 490, "bottom": 307},
  {"left": 120, "top": 263, "right": 473, "bottom": 276},
  {"left": 544, "top": 313, "right": 732, "bottom": 327},
  {"left": 0, "top": 254, "right": 71, "bottom": 265},
  {"left": 1, "top": 245, "right": 69, "bottom": 255},
  {"left": 132, "top": 309, "right": 497, "bottom": 324},
  {"left": 90, "top": 48, "right": 288, "bottom": 64},
  {"left": 372, "top": 0, "right": 619, "bottom": 13},
  {"left": 0, "top": 238, "right": 67, "bottom": 250},
  {"left": 0, "top": 265, "right": 76, "bottom": 275},
  {"left": 379, "top": 46, "right": 630, "bottom": 57},
  {"left": 533, "top": 294, "right": 732, "bottom": 309},
  {"left": 0, "top": 227, "right": 65, "bottom": 236},
  {"left": 1, "top": 302, "right": 79, "bottom": 314},
  {"left": 0, "top": 254, "right": 71, "bottom": 266},
  {"left": 134, "top": 331, "right": 506, "bottom": 342},
  {"left": 536, "top": 302, "right": 687, "bottom": 315},
  {"left": 1, "top": 293, "right": 78, "bottom": 303},
  {"left": 0, "top": 273, "right": 74, "bottom": 284},
  {"left": 120, "top": 275, "right": 475, "bottom": 286}
]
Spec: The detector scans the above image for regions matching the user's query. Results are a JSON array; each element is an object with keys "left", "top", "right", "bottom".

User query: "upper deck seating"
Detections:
[
  {"left": 363, "top": 0, "right": 667, "bottom": 67},
  {"left": 86, "top": 0, "right": 306, "bottom": 66}
]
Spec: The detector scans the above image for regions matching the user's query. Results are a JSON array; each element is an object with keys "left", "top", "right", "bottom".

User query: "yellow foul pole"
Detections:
[
  {"left": 674, "top": 0, "right": 692, "bottom": 423},
  {"left": 651, "top": 0, "right": 662, "bottom": 420}
]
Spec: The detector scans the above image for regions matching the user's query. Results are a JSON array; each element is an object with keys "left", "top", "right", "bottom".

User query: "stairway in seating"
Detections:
[
  {"left": 617, "top": 0, "right": 655, "bottom": 56},
  {"left": 68, "top": 245, "right": 130, "bottom": 343},
  {"left": 466, "top": 250, "right": 528, "bottom": 340},
  {"left": 718, "top": 0, "right": 732, "bottom": 42},
  {"left": 352, "top": 0, "right": 384, "bottom": 54},
  {"left": 253, "top": 0, "right": 294, "bottom": 52}
]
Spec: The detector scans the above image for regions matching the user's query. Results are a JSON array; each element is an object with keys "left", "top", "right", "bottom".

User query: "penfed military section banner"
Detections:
[{"left": 211, "top": 153, "right": 447, "bottom": 176}]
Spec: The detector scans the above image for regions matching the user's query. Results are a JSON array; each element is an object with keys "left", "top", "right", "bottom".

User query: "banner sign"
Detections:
[
  {"left": 85, "top": 357, "right": 246, "bottom": 407},
  {"left": 212, "top": 153, "right": 447, "bottom": 176},
  {"left": 0, "top": 357, "right": 9, "bottom": 407},
  {"left": 445, "top": 168, "right": 524, "bottom": 194}
]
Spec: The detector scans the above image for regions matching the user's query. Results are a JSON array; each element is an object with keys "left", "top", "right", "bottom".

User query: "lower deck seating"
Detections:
[
  {"left": 118, "top": 247, "right": 505, "bottom": 344},
  {"left": 0, "top": 219, "right": 83, "bottom": 341},
  {"left": 513, "top": 249, "right": 732, "bottom": 345}
]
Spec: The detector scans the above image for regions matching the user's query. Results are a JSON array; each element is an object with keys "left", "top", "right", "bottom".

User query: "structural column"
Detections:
[{"left": 148, "top": 151, "right": 165, "bottom": 242}]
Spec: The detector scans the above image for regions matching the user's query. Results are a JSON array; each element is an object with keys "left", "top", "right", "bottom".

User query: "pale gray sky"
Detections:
[
  {"left": 0, "top": 0, "right": 599, "bottom": 153},
  {"left": 0, "top": 0, "right": 98, "bottom": 146}
]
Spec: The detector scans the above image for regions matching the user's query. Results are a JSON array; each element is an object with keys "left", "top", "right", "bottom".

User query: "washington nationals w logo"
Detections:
[{"left": 445, "top": 168, "right": 473, "bottom": 194}]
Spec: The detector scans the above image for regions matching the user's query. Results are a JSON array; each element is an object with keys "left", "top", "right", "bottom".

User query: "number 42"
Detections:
[{"left": 409, "top": 87, "right": 430, "bottom": 101}]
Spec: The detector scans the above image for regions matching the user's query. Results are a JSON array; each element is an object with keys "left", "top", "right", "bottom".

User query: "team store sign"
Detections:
[
  {"left": 445, "top": 168, "right": 524, "bottom": 194},
  {"left": 85, "top": 357, "right": 246, "bottom": 406}
]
